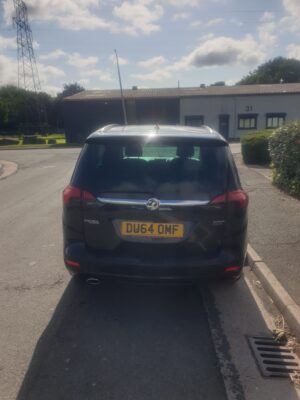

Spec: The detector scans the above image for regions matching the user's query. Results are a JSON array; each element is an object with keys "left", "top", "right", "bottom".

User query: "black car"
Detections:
[{"left": 63, "top": 125, "right": 248, "bottom": 280}]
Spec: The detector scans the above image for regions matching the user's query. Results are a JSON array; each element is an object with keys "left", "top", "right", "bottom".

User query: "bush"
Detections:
[
  {"left": 269, "top": 122, "right": 300, "bottom": 198},
  {"left": 22, "top": 135, "right": 38, "bottom": 144},
  {"left": 241, "top": 130, "right": 273, "bottom": 164},
  {"left": 48, "top": 138, "right": 57, "bottom": 144},
  {"left": 0, "top": 137, "right": 19, "bottom": 146},
  {"left": 36, "top": 138, "right": 46, "bottom": 144}
]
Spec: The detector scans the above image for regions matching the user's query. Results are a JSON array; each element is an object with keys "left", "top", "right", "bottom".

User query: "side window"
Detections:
[
  {"left": 266, "top": 113, "right": 286, "bottom": 129},
  {"left": 238, "top": 114, "right": 257, "bottom": 130},
  {"left": 185, "top": 115, "right": 204, "bottom": 127}
]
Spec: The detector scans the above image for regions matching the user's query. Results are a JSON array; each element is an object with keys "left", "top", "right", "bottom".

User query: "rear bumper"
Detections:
[{"left": 64, "top": 242, "right": 245, "bottom": 280}]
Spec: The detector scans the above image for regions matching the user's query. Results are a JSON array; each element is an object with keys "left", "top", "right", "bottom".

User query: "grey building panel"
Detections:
[{"left": 180, "top": 93, "right": 300, "bottom": 138}]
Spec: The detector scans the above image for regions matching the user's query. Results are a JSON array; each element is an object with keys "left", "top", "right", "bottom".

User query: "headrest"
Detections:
[
  {"left": 125, "top": 143, "right": 143, "bottom": 157},
  {"left": 176, "top": 144, "right": 194, "bottom": 158},
  {"left": 102, "top": 146, "right": 122, "bottom": 164}
]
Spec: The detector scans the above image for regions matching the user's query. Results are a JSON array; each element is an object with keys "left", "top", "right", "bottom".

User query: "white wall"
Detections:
[{"left": 180, "top": 93, "right": 300, "bottom": 138}]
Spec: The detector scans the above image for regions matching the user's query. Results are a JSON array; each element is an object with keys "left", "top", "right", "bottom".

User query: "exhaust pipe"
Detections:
[{"left": 86, "top": 277, "right": 101, "bottom": 286}]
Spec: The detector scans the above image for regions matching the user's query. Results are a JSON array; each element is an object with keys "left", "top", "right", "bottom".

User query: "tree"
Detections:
[
  {"left": 0, "top": 85, "right": 57, "bottom": 134},
  {"left": 58, "top": 82, "right": 85, "bottom": 99},
  {"left": 238, "top": 57, "right": 300, "bottom": 85}
]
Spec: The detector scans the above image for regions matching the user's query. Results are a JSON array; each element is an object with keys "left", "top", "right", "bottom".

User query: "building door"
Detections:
[{"left": 219, "top": 114, "right": 230, "bottom": 139}]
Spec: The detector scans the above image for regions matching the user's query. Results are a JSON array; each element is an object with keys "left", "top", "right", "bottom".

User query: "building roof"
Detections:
[
  {"left": 86, "top": 124, "right": 227, "bottom": 144},
  {"left": 65, "top": 83, "right": 300, "bottom": 102}
]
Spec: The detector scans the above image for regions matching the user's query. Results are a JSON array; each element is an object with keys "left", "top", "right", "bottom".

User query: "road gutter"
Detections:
[{"left": 247, "top": 244, "right": 300, "bottom": 341}]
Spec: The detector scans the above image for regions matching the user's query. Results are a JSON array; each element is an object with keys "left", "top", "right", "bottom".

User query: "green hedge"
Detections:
[
  {"left": 47, "top": 138, "right": 57, "bottom": 144},
  {"left": 269, "top": 122, "right": 300, "bottom": 198},
  {"left": 241, "top": 130, "right": 273, "bottom": 164},
  {"left": 22, "top": 136, "right": 46, "bottom": 145},
  {"left": 0, "top": 138, "right": 19, "bottom": 146}
]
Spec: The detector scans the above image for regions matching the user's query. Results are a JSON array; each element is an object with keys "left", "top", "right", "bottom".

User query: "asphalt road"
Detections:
[
  {"left": 0, "top": 149, "right": 227, "bottom": 400},
  {"left": 0, "top": 148, "right": 299, "bottom": 400}
]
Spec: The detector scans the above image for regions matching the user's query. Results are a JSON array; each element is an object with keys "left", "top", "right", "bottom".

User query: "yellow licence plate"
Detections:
[{"left": 120, "top": 221, "right": 184, "bottom": 238}]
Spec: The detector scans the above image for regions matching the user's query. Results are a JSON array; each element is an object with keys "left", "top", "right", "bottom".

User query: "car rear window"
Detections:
[{"left": 72, "top": 138, "right": 228, "bottom": 200}]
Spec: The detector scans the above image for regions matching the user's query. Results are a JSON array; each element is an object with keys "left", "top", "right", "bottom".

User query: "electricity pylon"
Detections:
[{"left": 13, "top": 0, "right": 41, "bottom": 92}]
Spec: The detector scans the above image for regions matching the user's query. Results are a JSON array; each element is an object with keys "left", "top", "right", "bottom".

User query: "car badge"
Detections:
[{"left": 146, "top": 198, "right": 160, "bottom": 211}]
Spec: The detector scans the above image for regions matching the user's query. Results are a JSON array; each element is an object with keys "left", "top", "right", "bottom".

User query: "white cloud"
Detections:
[
  {"left": 3, "top": 0, "right": 111, "bottom": 31},
  {"left": 287, "top": 44, "right": 300, "bottom": 59},
  {"left": 230, "top": 18, "right": 243, "bottom": 27},
  {"left": 131, "top": 69, "right": 171, "bottom": 81},
  {"left": 42, "top": 85, "right": 62, "bottom": 96},
  {"left": 258, "top": 12, "right": 277, "bottom": 48},
  {"left": 170, "top": 35, "right": 264, "bottom": 71},
  {"left": 132, "top": 34, "right": 265, "bottom": 82},
  {"left": 67, "top": 52, "right": 99, "bottom": 68},
  {"left": 37, "top": 63, "right": 66, "bottom": 85},
  {"left": 109, "top": 54, "right": 129, "bottom": 65},
  {"left": 113, "top": 0, "right": 164, "bottom": 35},
  {"left": 172, "top": 12, "right": 190, "bottom": 21},
  {"left": 138, "top": 56, "right": 166, "bottom": 68},
  {"left": 206, "top": 18, "right": 224, "bottom": 27},
  {"left": 190, "top": 20, "right": 201, "bottom": 29},
  {"left": 0, "top": 54, "right": 65, "bottom": 90},
  {"left": 78, "top": 78, "right": 90, "bottom": 85},
  {"left": 281, "top": 0, "right": 300, "bottom": 33},
  {"left": 40, "top": 49, "right": 66, "bottom": 61},
  {"left": 258, "top": 21, "right": 277, "bottom": 48},
  {"left": 167, "top": 0, "right": 199, "bottom": 7},
  {"left": 0, "top": 35, "right": 16, "bottom": 50},
  {"left": 82, "top": 68, "right": 113, "bottom": 82},
  {"left": 260, "top": 11, "right": 275, "bottom": 22},
  {"left": 190, "top": 18, "right": 224, "bottom": 29},
  {"left": 0, "top": 54, "right": 17, "bottom": 86},
  {"left": 198, "top": 33, "right": 215, "bottom": 41}
]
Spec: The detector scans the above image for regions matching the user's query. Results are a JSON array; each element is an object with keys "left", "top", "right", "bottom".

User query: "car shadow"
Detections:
[
  {"left": 16, "top": 273, "right": 300, "bottom": 400},
  {"left": 16, "top": 276, "right": 227, "bottom": 400}
]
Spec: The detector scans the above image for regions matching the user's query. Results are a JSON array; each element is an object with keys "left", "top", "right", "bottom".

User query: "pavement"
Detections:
[
  {"left": 235, "top": 153, "right": 300, "bottom": 308},
  {"left": 0, "top": 148, "right": 299, "bottom": 400}
]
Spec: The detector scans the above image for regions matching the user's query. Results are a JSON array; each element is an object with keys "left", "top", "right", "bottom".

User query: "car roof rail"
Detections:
[
  {"left": 99, "top": 124, "right": 120, "bottom": 133},
  {"left": 201, "top": 125, "right": 214, "bottom": 134}
]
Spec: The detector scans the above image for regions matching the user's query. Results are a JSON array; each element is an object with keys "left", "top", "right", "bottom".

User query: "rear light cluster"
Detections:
[
  {"left": 211, "top": 189, "right": 248, "bottom": 209},
  {"left": 63, "top": 185, "right": 95, "bottom": 205},
  {"left": 65, "top": 259, "right": 80, "bottom": 268}
]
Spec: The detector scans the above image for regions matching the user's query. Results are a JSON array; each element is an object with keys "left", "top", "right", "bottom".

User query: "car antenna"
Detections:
[{"left": 114, "top": 49, "right": 128, "bottom": 125}]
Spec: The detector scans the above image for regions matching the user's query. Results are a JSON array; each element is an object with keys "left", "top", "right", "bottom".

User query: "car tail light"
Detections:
[
  {"left": 63, "top": 185, "right": 81, "bottom": 205},
  {"left": 224, "top": 266, "right": 240, "bottom": 273},
  {"left": 211, "top": 189, "right": 248, "bottom": 208},
  {"left": 63, "top": 186, "right": 96, "bottom": 205},
  {"left": 65, "top": 259, "right": 80, "bottom": 268},
  {"left": 83, "top": 191, "right": 96, "bottom": 202}
]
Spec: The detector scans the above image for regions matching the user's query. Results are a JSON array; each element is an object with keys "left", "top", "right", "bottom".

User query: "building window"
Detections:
[
  {"left": 266, "top": 113, "right": 286, "bottom": 129},
  {"left": 238, "top": 114, "right": 257, "bottom": 130},
  {"left": 185, "top": 115, "right": 204, "bottom": 127}
]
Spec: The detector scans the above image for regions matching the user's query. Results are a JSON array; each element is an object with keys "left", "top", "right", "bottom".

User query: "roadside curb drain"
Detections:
[
  {"left": 247, "top": 244, "right": 300, "bottom": 341},
  {"left": 247, "top": 336, "right": 300, "bottom": 378}
]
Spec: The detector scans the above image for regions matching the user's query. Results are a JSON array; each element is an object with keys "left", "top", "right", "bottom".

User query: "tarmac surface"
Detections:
[{"left": 0, "top": 147, "right": 299, "bottom": 400}]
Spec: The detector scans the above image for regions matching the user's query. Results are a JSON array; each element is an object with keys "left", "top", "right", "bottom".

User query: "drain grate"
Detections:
[{"left": 247, "top": 336, "right": 300, "bottom": 378}]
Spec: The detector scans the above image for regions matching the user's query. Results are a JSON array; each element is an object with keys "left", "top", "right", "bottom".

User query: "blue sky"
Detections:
[{"left": 1, "top": 0, "right": 300, "bottom": 95}]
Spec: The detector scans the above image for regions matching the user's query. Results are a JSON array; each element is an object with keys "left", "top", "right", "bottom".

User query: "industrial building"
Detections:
[{"left": 62, "top": 83, "right": 300, "bottom": 143}]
